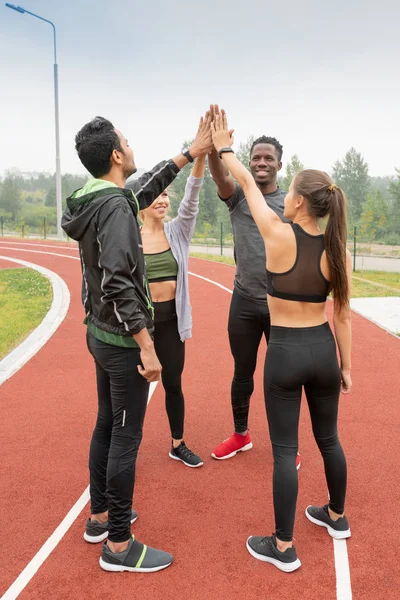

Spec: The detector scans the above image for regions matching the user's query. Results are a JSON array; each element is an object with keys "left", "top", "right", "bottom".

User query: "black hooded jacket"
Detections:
[{"left": 61, "top": 160, "right": 179, "bottom": 338}]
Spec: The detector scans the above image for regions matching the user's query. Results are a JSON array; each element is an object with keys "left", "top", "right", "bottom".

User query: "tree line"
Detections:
[
  {"left": 0, "top": 172, "right": 87, "bottom": 234},
  {"left": 1, "top": 138, "right": 399, "bottom": 244},
  {"left": 169, "top": 138, "right": 400, "bottom": 245}
]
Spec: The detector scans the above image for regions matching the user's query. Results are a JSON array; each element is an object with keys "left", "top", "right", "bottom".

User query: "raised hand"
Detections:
[
  {"left": 211, "top": 109, "right": 234, "bottom": 153},
  {"left": 189, "top": 111, "right": 213, "bottom": 157}
]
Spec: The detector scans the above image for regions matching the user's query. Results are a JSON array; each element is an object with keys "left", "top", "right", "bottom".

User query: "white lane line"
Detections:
[
  {"left": 0, "top": 241, "right": 78, "bottom": 251},
  {"left": 1, "top": 488, "right": 90, "bottom": 600},
  {"left": 334, "top": 539, "right": 352, "bottom": 599},
  {"left": 0, "top": 246, "right": 79, "bottom": 260},
  {"left": 189, "top": 266, "right": 352, "bottom": 600},
  {"left": 1, "top": 382, "right": 159, "bottom": 600},
  {"left": 0, "top": 256, "right": 70, "bottom": 385},
  {"left": 188, "top": 271, "right": 233, "bottom": 295}
]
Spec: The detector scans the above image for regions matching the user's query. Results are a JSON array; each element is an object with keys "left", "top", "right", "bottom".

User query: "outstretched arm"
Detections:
[
  {"left": 207, "top": 105, "right": 235, "bottom": 199},
  {"left": 170, "top": 115, "right": 209, "bottom": 240},
  {"left": 192, "top": 153, "right": 206, "bottom": 178},
  {"left": 126, "top": 111, "right": 213, "bottom": 208},
  {"left": 211, "top": 111, "right": 282, "bottom": 239},
  {"left": 171, "top": 155, "right": 205, "bottom": 242}
]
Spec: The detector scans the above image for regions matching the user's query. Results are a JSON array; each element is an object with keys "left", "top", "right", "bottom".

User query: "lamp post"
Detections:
[{"left": 6, "top": 3, "right": 63, "bottom": 239}]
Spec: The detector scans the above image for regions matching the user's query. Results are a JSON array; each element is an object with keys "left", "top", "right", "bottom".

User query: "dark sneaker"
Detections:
[
  {"left": 100, "top": 535, "right": 173, "bottom": 573},
  {"left": 246, "top": 534, "right": 301, "bottom": 573},
  {"left": 305, "top": 504, "right": 351, "bottom": 539},
  {"left": 84, "top": 510, "right": 138, "bottom": 544},
  {"left": 169, "top": 441, "right": 203, "bottom": 468}
]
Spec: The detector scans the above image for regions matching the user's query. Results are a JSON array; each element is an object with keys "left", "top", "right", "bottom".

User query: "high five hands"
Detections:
[
  {"left": 190, "top": 110, "right": 214, "bottom": 157},
  {"left": 191, "top": 105, "right": 234, "bottom": 157},
  {"left": 210, "top": 104, "right": 235, "bottom": 153}
]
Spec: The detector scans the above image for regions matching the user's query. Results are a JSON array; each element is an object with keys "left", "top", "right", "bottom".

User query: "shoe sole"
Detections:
[
  {"left": 211, "top": 442, "right": 253, "bottom": 460},
  {"left": 99, "top": 557, "right": 172, "bottom": 573},
  {"left": 305, "top": 507, "right": 351, "bottom": 539},
  {"left": 84, "top": 515, "right": 138, "bottom": 544},
  {"left": 168, "top": 452, "right": 204, "bottom": 468},
  {"left": 246, "top": 538, "right": 301, "bottom": 573}
]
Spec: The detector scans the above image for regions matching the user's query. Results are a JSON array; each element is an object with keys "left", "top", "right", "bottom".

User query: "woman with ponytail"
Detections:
[{"left": 211, "top": 112, "right": 352, "bottom": 572}]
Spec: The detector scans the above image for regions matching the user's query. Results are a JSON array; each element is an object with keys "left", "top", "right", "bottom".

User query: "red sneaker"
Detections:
[
  {"left": 296, "top": 452, "right": 301, "bottom": 470},
  {"left": 211, "top": 432, "right": 253, "bottom": 460}
]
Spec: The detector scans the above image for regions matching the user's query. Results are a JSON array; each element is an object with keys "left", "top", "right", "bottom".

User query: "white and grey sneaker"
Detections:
[
  {"left": 84, "top": 510, "right": 138, "bottom": 544},
  {"left": 169, "top": 441, "right": 203, "bottom": 468},
  {"left": 305, "top": 504, "right": 351, "bottom": 539},
  {"left": 100, "top": 535, "right": 173, "bottom": 573},
  {"left": 246, "top": 534, "right": 301, "bottom": 573}
]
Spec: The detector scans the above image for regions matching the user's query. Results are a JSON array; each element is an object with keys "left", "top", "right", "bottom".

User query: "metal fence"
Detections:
[{"left": 2, "top": 219, "right": 400, "bottom": 273}]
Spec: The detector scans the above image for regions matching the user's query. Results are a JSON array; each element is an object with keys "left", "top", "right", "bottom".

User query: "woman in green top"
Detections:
[{"left": 140, "top": 118, "right": 210, "bottom": 467}]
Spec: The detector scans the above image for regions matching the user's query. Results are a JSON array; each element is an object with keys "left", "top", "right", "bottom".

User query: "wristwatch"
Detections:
[
  {"left": 218, "top": 147, "right": 234, "bottom": 160},
  {"left": 181, "top": 149, "right": 194, "bottom": 163}
]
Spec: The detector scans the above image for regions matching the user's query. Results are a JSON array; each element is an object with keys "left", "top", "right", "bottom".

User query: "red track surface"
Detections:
[
  {"left": 1, "top": 240, "right": 399, "bottom": 600},
  {"left": 0, "top": 259, "right": 21, "bottom": 269}
]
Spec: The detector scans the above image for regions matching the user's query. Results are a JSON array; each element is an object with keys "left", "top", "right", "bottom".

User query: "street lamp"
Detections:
[{"left": 6, "top": 3, "right": 63, "bottom": 240}]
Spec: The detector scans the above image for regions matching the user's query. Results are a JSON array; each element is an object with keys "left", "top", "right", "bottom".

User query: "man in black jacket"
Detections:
[{"left": 62, "top": 115, "right": 212, "bottom": 573}]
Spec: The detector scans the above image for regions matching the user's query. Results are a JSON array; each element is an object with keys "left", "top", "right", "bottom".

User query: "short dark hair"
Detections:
[
  {"left": 250, "top": 136, "right": 283, "bottom": 161},
  {"left": 75, "top": 116, "right": 123, "bottom": 178}
]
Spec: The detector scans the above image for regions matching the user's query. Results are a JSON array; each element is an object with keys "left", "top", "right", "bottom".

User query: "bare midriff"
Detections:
[
  {"left": 267, "top": 295, "right": 328, "bottom": 328},
  {"left": 149, "top": 280, "right": 177, "bottom": 303}
]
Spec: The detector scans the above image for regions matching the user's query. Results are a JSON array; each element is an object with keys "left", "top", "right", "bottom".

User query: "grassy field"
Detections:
[
  {"left": 0, "top": 268, "right": 52, "bottom": 359},
  {"left": 190, "top": 253, "right": 400, "bottom": 299}
]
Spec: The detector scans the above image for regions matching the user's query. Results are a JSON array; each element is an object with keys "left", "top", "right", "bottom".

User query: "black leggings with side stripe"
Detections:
[
  {"left": 264, "top": 322, "right": 347, "bottom": 542},
  {"left": 153, "top": 300, "right": 185, "bottom": 440}
]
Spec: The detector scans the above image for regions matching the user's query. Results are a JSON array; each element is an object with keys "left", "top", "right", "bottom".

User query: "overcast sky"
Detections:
[{"left": 1, "top": 0, "right": 399, "bottom": 178}]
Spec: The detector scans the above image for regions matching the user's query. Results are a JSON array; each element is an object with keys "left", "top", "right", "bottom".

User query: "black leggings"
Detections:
[
  {"left": 264, "top": 323, "right": 347, "bottom": 542},
  {"left": 153, "top": 300, "right": 185, "bottom": 440},
  {"left": 87, "top": 332, "right": 149, "bottom": 543},
  {"left": 228, "top": 289, "right": 271, "bottom": 433}
]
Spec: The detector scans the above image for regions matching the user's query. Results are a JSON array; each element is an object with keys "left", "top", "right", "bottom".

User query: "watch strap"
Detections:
[
  {"left": 218, "top": 147, "right": 234, "bottom": 160},
  {"left": 181, "top": 150, "right": 194, "bottom": 163}
]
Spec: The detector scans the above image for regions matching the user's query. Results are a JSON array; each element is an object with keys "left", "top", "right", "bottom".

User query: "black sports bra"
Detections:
[{"left": 266, "top": 223, "right": 331, "bottom": 303}]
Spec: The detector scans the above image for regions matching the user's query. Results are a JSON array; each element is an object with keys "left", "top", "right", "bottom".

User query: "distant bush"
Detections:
[{"left": 382, "top": 233, "right": 400, "bottom": 246}]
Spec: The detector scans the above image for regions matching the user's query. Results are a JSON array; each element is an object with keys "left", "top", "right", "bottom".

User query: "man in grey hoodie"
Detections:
[{"left": 62, "top": 115, "right": 212, "bottom": 573}]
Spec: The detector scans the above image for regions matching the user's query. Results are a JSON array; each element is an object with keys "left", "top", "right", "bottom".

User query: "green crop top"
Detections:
[{"left": 144, "top": 248, "right": 178, "bottom": 283}]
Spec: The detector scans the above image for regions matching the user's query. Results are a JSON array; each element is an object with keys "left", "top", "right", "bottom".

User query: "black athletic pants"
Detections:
[
  {"left": 87, "top": 332, "right": 149, "bottom": 543},
  {"left": 264, "top": 323, "right": 347, "bottom": 542},
  {"left": 153, "top": 300, "right": 185, "bottom": 440},
  {"left": 228, "top": 289, "right": 271, "bottom": 433}
]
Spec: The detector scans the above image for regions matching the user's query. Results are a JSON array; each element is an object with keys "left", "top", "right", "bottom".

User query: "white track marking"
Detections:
[
  {"left": 0, "top": 240, "right": 78, "bottom": 251},
  {"left": 0, "top": 246, "right": 79, "bottom": 260},
  {"left": 1, "top": 488, "right": 90, "bottom": 600},
  {"left": 333, "top": 539, "right": 352, "bottom": 599},
  {"left": 0, "top": 256, "right": 70, "bottom": 385},
  {"left": 188, "top": 271, "right": 233, "bottom": 294},
  {"left": 1, "top": 382, "right": 158, "bottom": 600}
]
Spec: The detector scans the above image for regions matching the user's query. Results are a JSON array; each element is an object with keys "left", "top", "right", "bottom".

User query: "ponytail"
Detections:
[{"left": 324, "top": 187, "right": 349, "bottom": 311}]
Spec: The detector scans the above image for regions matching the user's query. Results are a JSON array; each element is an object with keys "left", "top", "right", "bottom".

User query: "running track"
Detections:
[{"left": 0, "top": 239, "right": 399, "bottom": 600}]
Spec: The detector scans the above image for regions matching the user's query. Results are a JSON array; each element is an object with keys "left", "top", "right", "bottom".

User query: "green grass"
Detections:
[
  {"left": 190, "top": 253, "right": 400, "bottom": 298},
  {"left": 350, "top": 278, "right": 396, "bottom": 298},
  {"left": 191, "top": 252, "right": 236, "bottom": 266},
  {"left": 353, "top": 270, "right": 400, "bottom": 291},
  {"left": 0, "top": 268, "right": 52, "bottom": 359}
]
